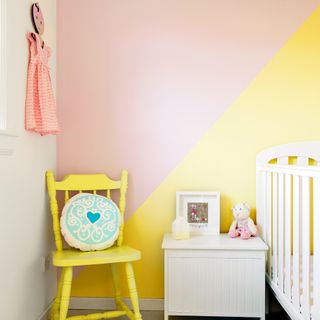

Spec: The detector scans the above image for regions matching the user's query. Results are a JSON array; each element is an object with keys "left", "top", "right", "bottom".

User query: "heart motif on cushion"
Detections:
[{"left": 87, "top": 211, "right": 101, "bottom": 224}]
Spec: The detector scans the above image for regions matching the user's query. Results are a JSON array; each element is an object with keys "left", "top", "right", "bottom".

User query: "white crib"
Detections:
[{"left": 256, "top": 141, "right": 320, "bottom": 320}]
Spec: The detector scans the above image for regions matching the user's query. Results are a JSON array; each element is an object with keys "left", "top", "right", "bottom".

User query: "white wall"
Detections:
[{"left": 0, "top": 0, "right": 56, "bottom": 319}]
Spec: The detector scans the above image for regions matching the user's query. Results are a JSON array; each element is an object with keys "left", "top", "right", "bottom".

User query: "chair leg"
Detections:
[
  {"left": 51, "top": 268, "right": 66, "bottom": 320},
  {"left": 125, "top": 262, "right": 142, "bottom": 320},
  {"left": 111, "top": 264, "right": 122, "bottom": 310},
  {"left": 59, "top": 267, "right": 73, "bottom": 320}
]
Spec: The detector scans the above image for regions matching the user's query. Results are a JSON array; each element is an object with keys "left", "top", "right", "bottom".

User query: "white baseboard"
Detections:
[
  {"left": 38, "top": 300, "right": 53, "bottom": 320},
  {"left": 69, "top": 297, "right": 164, "bottom": 311}
]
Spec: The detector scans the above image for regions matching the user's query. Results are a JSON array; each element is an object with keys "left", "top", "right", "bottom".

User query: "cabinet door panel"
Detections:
[{"left": 167, "top": 255, "right": 264, "bottom": 316}]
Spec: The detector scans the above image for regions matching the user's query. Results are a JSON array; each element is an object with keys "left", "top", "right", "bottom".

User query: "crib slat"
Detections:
[
  {"left": 301, "top": 177, "right": 310, "bottom": 318},
  {"left": 272, "top": 173, "right": 278, "bottom": 284},
  {"left": 277, "top": 157, "right": 288, "bottom": 165},
  {"left": 257, "top": 171, "right": 267, "bottom": 241},
  {"left": 313, "top": 178, "right": 320, "bottom": 320},
  {"left": 293, "top": 175, "right": 301, "bottom": 312},
  {"left": 297, "top": 157, "right": 308, "bottom": 166},
  {"left": 278, "top": 173, "right": 285, "bottom": 293},
  {"left": 284, "top": 174, "right": 292, "bottom": 301},
  {"left": 267, "top": 172, "right": 272, "bottom": 278},
  {"left": 262, "top": 171, "right": 267, "bottom": 242}
]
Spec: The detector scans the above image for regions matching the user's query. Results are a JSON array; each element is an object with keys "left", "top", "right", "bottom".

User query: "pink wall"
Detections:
[{"left": 57, "top": 0, "right": 319, "bottom": 218}]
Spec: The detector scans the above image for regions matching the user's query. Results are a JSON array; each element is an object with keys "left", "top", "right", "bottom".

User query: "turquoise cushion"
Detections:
[{"left": 60, "top": 193, "right": 121, "bottom": 251}]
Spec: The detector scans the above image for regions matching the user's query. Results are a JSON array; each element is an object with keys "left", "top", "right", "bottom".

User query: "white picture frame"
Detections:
[{"left": 176, "top": 191, "right": 220, "bottom": 235}]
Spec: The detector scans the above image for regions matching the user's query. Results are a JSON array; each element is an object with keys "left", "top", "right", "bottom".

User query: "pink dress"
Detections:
[{"left": 25, "top": 32, "right": 60, "bottom": 135}]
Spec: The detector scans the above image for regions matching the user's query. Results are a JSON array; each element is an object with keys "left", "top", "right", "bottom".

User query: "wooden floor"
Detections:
[
  {"left": 69, "top": 310, "right": 288, "bottom": 319},
  {"left": 69, "top": 293, "right": 289, "bottom": 319}
]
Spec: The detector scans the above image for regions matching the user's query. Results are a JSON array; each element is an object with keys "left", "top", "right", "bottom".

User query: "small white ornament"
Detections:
[{"left": 172, "top": 216, "right": 190, "bottom": 240}]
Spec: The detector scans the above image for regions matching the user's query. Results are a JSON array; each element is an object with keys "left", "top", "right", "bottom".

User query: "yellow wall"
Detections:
[{"left": 71, "top": 6, "right": 320, "bottom": 297}]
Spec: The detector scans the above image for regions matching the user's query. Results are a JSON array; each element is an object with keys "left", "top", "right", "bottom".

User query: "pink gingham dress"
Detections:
[{"left": 25, "top": 32, "right": 60, "bottom": 135}]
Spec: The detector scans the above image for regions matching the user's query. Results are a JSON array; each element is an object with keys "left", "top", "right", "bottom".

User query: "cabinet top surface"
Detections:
[{"left": 162, "top": 233, "right": 268, "bottom": 251}]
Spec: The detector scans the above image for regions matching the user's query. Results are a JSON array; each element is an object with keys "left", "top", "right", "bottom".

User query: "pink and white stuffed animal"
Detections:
[{"left": 228, "top": 203, "right": 257, "bottom": 240}]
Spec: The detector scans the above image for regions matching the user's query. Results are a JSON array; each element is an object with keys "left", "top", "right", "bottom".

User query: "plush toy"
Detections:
[{"left": 228, "top": 202, "right": 257, "bottom": 240}]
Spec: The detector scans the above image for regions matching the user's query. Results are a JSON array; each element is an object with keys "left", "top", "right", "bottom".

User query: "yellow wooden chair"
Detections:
[{"left": 46, "top": 170, "right": 142, "bottom": 320}]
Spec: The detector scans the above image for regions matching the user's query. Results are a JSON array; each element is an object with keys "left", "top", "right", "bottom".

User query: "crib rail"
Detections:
[{"left": 257, "top": 162, "right": 320, "bottom": 320}]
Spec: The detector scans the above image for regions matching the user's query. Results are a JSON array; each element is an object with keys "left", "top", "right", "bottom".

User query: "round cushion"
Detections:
[{"left": 60, "top": 193, "right": 121, "bottom": 251}]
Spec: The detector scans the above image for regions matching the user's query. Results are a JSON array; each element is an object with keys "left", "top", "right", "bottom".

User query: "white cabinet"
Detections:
[{"left": 162, "top": 234, "right": 268, "bottom": 319}]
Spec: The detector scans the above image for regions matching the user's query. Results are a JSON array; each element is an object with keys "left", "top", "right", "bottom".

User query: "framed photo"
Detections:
[{"left": 176, "top": 191, "right": 220, "bottom": 235}]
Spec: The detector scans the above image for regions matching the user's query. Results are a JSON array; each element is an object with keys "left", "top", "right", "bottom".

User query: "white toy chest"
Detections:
[{"left": 162, "top": 233, "right": 268, "bottom": 319}]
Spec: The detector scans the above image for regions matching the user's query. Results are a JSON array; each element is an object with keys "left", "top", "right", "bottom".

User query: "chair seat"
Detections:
[{"left": 52, "top": 245, "right": 141, "bottom": 267}]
